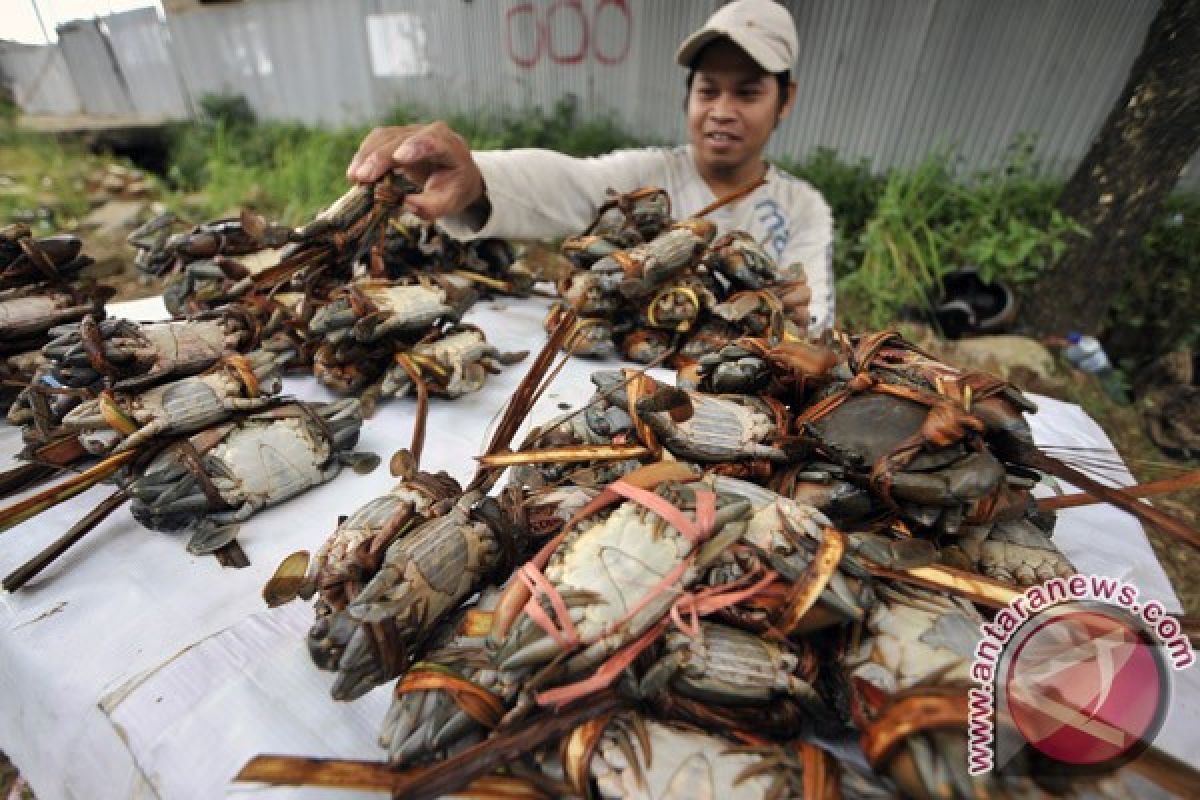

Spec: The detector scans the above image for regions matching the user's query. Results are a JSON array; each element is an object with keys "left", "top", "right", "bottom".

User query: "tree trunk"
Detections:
[{"left": 1021, "top": 0, "right": 1200, "bottom": 336}]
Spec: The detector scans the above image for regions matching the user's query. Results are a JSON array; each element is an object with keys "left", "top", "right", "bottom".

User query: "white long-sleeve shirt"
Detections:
[{"left": 439, "top": 145, "right": 836, "bottom": 333}]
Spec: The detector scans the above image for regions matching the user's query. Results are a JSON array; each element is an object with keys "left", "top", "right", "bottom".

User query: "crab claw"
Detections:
[
  {"left": 308, "top": 300, "right": 357, "bottom": 337},
  {"left": 187, "top": 522, "right": 241, "bottom": 555},
  {"left": 60, "top": 399, "right": 108, "bottom": 432},
  {"left": 330, "top": 625, "right": 392, "bottom": 701},
  {"left": 306, "top": 607, "right": 359, "bottom": 671}
]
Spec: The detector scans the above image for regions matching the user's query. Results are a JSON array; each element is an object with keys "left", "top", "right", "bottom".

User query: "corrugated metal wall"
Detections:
[
  {"left": 3, "top": 0, "right": 1197, "bottom": 188},
  {"left": 0, "top": 42, "right": 82, "bottom": 115},
  {"left": 55, "top": 18, "right": 135, "bottom": 115},
  {"left": 104, "top": 7, "right": 191, "bottom": 118}
]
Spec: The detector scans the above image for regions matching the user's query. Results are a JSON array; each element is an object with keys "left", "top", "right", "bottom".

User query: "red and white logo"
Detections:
[{"left": 1003, "top": 604, "right": 1168, "bottom": 768}]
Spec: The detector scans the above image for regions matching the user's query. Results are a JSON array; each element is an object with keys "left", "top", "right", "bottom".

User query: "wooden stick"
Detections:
[
  {"left": 1127, "top": 743, "right": 1200, "bottom": 798},
  {"left": 867, "top": 562, "right": 1020, "bottom": 610},
  {"left": 235, "top": 692, "right": 622, "bottom": 799},
  {"left": 0, "top": 449, "right": 136, "bottom": 534},
  {"left": 235, "top": 755, "right": 397, "bottom": 792},
  {"left": 465, "top": 308, "right": 578, "bottom": 494},
  {"left": 477, "top": 444, "right": 652, "bottom": 467},
  {"left": 1028, "top": 449, "right": 1200, "bottom": 550},
  {"left": 0, "top": 462, "right": 58, "bottom": 499},
  {"left": 694, "top": 176, "right": 768, "bottom": 218},
  {"left": 1037, "top": 469, "right": 1200, "bottom": 511},
  {"left": 3, "top": 489, "right": 128, "bottom": 591},
  {"left": 0, "top": 434, "right": 87, "bottom": 499}
]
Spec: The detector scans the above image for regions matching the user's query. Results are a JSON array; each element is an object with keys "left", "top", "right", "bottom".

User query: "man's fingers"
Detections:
[
  {"left": 403, "top": 188, "right": 455, "bottom": 221},
  {"left": 349, "top": 152, "right": 381, "bottom": 182},
  {"left": 347, "top": 125, "right": 423, "bottom": 182},
  {"left": 392, "top": 135, "right": 450, "bottom": 170}
]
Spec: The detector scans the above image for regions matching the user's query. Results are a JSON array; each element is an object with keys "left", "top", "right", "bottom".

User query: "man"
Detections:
[{"left": 348, "top": 0, "right": 835, "bottom": 332}]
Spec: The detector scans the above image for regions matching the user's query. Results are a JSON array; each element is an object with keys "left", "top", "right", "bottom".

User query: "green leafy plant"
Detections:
[
  {"left": 940, "top": 138, "right": 1085, "bottom": 285},
  {"left": 835, "top": 155, "right": 957, "bottom": 328},
  {"left": 829, "top": 140, "right": 1086, "bottom": 329}
]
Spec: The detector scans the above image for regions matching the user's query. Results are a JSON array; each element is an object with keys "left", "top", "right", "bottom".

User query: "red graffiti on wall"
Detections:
[{"left": 506, "top": 0, "right": 632, "bottom": 68}]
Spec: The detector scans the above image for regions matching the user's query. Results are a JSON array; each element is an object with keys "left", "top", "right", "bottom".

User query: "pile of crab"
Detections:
[
  {"left": 0, "top": 287, "right": 378, "bottom": 581},
  {"left": 0, "top": 217, "right": 378, "bottom": 578},
  {"left": 251, "top": 321, "right": 1197, "bottom": 800},
  {"left": 126, "top": 176, "right": 530, "bottom": 413},
  {"left": 0, "top": 176, "right": 538, "bottom": 580},
  {"left": 547, "top": 186, "right": 811, "bottom": 369},
  {"left": 0, "top": 223, "right": 113, "bottom": 418}
]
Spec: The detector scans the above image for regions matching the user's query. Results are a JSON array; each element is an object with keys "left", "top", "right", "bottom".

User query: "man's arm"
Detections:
[
  {"left": 440, "top": 148, "right": 667, "bottom": 241},
  {"left": 346, "top": 122, "right": 665, "bottom": 241},
  {"left": 776, "top": 185, "right": 836, "bottom": 334}
]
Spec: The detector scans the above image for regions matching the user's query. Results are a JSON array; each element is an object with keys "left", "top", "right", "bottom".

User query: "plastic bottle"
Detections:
[{"left": 1064, "top": 332, "right": 1127, "bottom": 403}]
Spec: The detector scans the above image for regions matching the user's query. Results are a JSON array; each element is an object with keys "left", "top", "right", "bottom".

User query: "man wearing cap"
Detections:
[{"left": 348, "top": 0, "right": 835, "bottom": 333}]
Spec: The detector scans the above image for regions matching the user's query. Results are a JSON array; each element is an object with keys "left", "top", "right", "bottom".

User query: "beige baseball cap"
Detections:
[{"left": 676, "top": 0, "right": 799, "bottom": 73}]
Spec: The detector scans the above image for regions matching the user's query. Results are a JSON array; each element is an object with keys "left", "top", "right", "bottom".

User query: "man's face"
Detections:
[{"left": 686, "top": 40, "right": 795, "bottom": 177}]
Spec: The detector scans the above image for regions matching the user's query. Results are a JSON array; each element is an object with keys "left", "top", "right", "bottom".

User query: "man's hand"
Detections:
[{"left": 346, "top": 122, "right": 486, "bottom": 221}]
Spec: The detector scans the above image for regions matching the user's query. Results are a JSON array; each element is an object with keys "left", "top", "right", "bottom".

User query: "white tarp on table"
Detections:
[{"left": 0, "top": 296, "right": 1195, "bottom": 800}]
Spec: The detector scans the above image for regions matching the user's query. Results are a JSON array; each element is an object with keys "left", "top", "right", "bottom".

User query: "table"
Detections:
[{"left": 1, "top": 296, "right": 1195, "bottom": 799}]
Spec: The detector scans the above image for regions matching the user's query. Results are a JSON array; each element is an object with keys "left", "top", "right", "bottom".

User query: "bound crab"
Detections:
[
  {"left": 590, "top": 219, "right": 716, "bottom": 298},
  {"left": 126, "top": 398, "right": 374, "bottom": 556},
  {"left": 591, "top": 369, "right": 793, "bottom": 466},
  {"left": 0, "top": 283, "right": 114, "bottom": 356},
  {"left": 307, "top": 279, "right": 475, "bottom": 345},
  {"left": 128, "top": 209, "right": 293, "bottom": 277},
  {"left": 0, "top": 225, "right": 94, "bottom": 289},
  {"left": 560, "top": 711, "right": 845, "bottom": 800},
  {"left": 560, "top": 187, "right": 674, "bottom": 266},
  {"left": 378, "top": 326, "right": 526, "bottom": 399},
  {"left": 59, "top": 349, "right": 286, "bottom": 455},
  {"left": 38, "top": 310, "right": 259, "bottom": 391},
  {"left": 637, "top": 619, "right": 833, "bottom": 739},
  {"left": 302, "top": 468, "right": 463, "bottom": 616},
  {"left": 326, "top": 489, "right": 520, "bottom": 700},
  {"left": 845, "top": 583, "right": 1045, "bottom": 799},
  {"left": 160, "top": 249, "right": 285, "bottom": 317},
  {"left": 492, "top": 471, "right": 839, "bottom": 713},
  {"left": 377, "top": 588, "right": 526, "bottom": 767}
]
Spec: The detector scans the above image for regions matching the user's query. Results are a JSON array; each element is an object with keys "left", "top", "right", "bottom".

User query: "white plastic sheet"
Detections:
[{"left": 0, "top": 296, "right": 1194, "bottom": 799}]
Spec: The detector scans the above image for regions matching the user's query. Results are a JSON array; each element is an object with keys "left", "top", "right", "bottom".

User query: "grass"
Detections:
[{"left": 0, "top": 128, "right": 107, "bottom": 233}]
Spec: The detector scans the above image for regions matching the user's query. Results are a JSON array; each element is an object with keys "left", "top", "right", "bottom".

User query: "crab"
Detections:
[
  {"left": 380, "top": 327, "right": 527, "bottom": 400},
  {"left": 307, "top": 280, "right": 474, "bottom": 344},
  {"left": 60, "top": 350, "right": 285, "bottom": 454},
  {"left": 0, "top": 225, "right": 93, "bottom": 288},
  {"left": 126, "top": 399, "right": 372, "bottom": 555},
  {"left": 591, "top": 370, "right": 791, "bottom": 464},
  {"left": 637, "top": 620, "right": 831, "bottom": 738},
  {"left": 40, "top": 312, "right": 256, "bottom": 391},
  {"left": 326, "top": 491, "right": 517, "bottom": 700},
  {"left": 591, "top": 219, "right": 716, "bottom": 298},
  {"left": 0, "top": 284, "right": 113, "bottom": 354}
]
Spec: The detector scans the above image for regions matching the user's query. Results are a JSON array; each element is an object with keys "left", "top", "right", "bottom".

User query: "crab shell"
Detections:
[
  {"left": 0, "top": 285, "right": 109, "bottom": 345},
  {"left": 328, "top": 495, "right": 508, "bottom": 700},
  {"left": 42, "top": 315, "right": 250, "bottom": 391},
  {"left": 127, "top": 400, "right": 362, "bottom": 542},
  {"left": 63, "top": 352, "right": 283, "bottom": 454},
  {"left": 306, "top": 469, "right": 463, "bottom": 611},
  {"left": 570, "top": 714, "right": 786, "bottom": 800}
]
